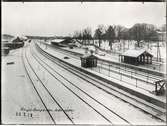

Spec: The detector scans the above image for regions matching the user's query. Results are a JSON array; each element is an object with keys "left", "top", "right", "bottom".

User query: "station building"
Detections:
[
  {"left": 12, "top": 37, "right": 24, "bottom": 43},
  {"left": 119, "top": 49, "right": 153, "bottom": 66}
]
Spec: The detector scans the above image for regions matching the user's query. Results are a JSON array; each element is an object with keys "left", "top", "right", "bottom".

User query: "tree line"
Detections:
[{"left": 73, "top": 23, "right": 166, "bottom": 50}]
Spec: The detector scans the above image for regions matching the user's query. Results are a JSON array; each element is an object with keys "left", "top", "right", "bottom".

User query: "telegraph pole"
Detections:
[{"left": 157, "top": 40, "right": 161, "bottom": 62}]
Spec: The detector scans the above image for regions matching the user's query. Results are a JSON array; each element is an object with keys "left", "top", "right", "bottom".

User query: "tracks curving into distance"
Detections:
[
  {"left": 27, "top": 44, "right": 132, "bottom": 125},
  {"left": 33, "top": 42, "right": 166, "bottom": 123},
  {"left": 22, "top": 47, "right": 74, "bottom": 124},
  {"left": 24, "top": 45, "right": 124, "bottom": 125},
  {"left": 21, "top": 48, "right": 56, "bottom": 124}
]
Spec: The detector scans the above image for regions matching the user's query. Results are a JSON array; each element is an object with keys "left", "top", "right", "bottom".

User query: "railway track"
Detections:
[
  {"left": 45, "top": 43, "right": 163, "bottom": 83},
  {"left": 22, "top": 48, "right": 74, "bottom": 124},
  {"left": 40, "top": 43, "right": 160, "bottom": 93},
  {"left": 32, "top": 43, "right": 166, "bottom": 123},
  {"left": 23, "top": 44, "right": 136, "bottom": 125},
  {"left": 28, "top": 45, "right": 132, "bottom": 125},
  {"left": 46, "top": 42, "right": 164, "bottom": 76}
]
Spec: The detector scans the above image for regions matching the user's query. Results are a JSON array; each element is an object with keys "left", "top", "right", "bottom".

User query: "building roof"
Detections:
[
  {"left": 2, "top": 40, "right": 9, "bottom": 43},
  {"left": 82, "top": 53, "right": 97, "bottom": 59},
  {"left": 121, "top": 49, "right": 153, "bottom": 58},
  {"left": 51, "top": 39, "right": 65, "bottom": 43},
  {"left": 12, "top": 37, "right": 23, "bottom": 42}
]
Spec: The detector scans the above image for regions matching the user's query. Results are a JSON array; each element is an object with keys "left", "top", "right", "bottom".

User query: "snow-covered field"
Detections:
[
  {"left": 91, "top": 39, "right": 166, "bottom": 60},
  {"left": 47, "top": 39, "right": 165, "bottom": 73}
]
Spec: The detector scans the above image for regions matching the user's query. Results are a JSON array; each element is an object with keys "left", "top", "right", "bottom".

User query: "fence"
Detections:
[{"left": 90, "top": 60, "right": 163, "bottom": 91}]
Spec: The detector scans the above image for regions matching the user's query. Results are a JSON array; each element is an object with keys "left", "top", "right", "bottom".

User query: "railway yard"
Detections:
[{"left": 2, "top": 40, "right": 166, "bottom": 125}]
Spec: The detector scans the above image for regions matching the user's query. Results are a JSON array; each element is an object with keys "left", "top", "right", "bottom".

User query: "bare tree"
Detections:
[
  {"left": 73, "top": 30, "right": 83, "bottom": 44},
  {"left": 129, "top": 23, "right": 143, "bottom": 47},
  {"left": 145, "top": 24, "right": 158, "bottom": 42},
  {"left": 115, "top": 25, "right": 126, "bottom": 42},
  {"left": 105, "top": 25, "right": 115, "bottom": 50},
  {"left": 94, "top": 25, "right": 105, "bottom": 47},
  {"left": 82, "top": 27, "right": 92, "bottom": 45},
  {"left": 129, "top": 23, "right": 158, "bottom": 47},
  {"left": 159, "top": 24, "right": 166, "bottom": 32}
]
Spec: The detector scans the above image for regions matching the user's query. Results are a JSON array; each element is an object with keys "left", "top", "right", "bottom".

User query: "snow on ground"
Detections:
[
  {"left": 1, "top": 44, "right": 54, "bottom": 124},
  {"left": 23, "top": 50, "right": 73, "bottom": 124},
  {"left": 2, "top": 40, "right": 165, "bottom": 124},
  {"left": 34, "top": 41, "right": 165, "bottom": 125},
  {"left": 41, "top": 42, "right": 164, "bottom": 94},
  {"left": 37, "top": 42, "right": 165, "bottom": 102},
  {"left": 1, "top": 36, "right": 166, "bottom": 125},
  {"left": 57, "top": 40, "right": 165, "bottom": 72},
  {"left": 27, "top": 46, "right": 112, "bottom": 124},
  {"left": 74, "top": 39, "right": 166, "bottom": 59}
]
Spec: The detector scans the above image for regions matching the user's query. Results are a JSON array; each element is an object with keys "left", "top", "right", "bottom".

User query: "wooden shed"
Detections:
[
  {"left": 120, "top": 49, "right": 153, "bottom": 65},
  {"left": 80, "top": 54, "right": 98, "bottom": 68}
]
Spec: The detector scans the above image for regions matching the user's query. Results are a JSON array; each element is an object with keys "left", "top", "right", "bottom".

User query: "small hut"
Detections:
[
  {"left": 120, "top": 49, "right": 153, "bottom": 65},
  {"left": 80, "top": 53, "right": 98, "bottom": 68}
]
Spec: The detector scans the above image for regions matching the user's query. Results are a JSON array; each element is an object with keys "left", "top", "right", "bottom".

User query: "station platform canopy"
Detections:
[
  {"left": 120, "top": 49, "right": 153, "bottom": 65},
  {"left": 121, "top": 49, "right": 153, "bottom": 58}
]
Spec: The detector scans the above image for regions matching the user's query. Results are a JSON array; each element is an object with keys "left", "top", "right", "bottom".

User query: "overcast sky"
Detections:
[{"left": 2, "top": 2, "right": 166, "bottom": 37}]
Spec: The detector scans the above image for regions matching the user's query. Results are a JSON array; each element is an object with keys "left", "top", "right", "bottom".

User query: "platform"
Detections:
[{"left": 36, "top": 42, "right": 166, "bottom": 109}]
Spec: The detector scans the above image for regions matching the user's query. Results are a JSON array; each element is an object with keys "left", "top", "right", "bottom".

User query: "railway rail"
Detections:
[
  {"left": 32, "top": 42, "right": 166, "bottom": 123},
  {"left": 22, "top": 48, "right": 74, "bottom": 124},
  {"left": 28, "top": 45, "right": 131, "bottom": 125},
  {"left": 40, "top": 42, "right": 163, "bottom": 93},
  {"left": 23, "top": 44, "right": 137, "bottom": 125},
  {"left": 47, "top": 42, "right": 164, "bottom": 80}
]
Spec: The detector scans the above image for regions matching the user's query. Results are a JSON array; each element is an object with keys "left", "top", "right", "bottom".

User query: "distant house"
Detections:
[
  {"left": 2, "top": 34, "right": 14, "bottom": 41},
  {"left": 156, "top": 31, "right": 166, "bottom": 41},
  {"left": 12, "top": 37, "right": 23, "bottom": 43},
  {"left": 51, "top": 38, "right": 74, "bottom": 47},
  {"left": 11, "top": 37, "right": 24, "bottom": 48},
  {"left": 120, "top": 49, "right": 153, "bottom": 65}
]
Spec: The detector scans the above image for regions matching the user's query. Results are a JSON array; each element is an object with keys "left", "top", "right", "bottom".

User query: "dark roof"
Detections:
[{"left": 12, "top": 37, "right": 23, "bottom": 42}]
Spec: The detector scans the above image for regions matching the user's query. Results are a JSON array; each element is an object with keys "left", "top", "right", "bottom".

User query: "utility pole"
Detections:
[{"left": 157, "top": 40, "right": 161, "bottom": 62}]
